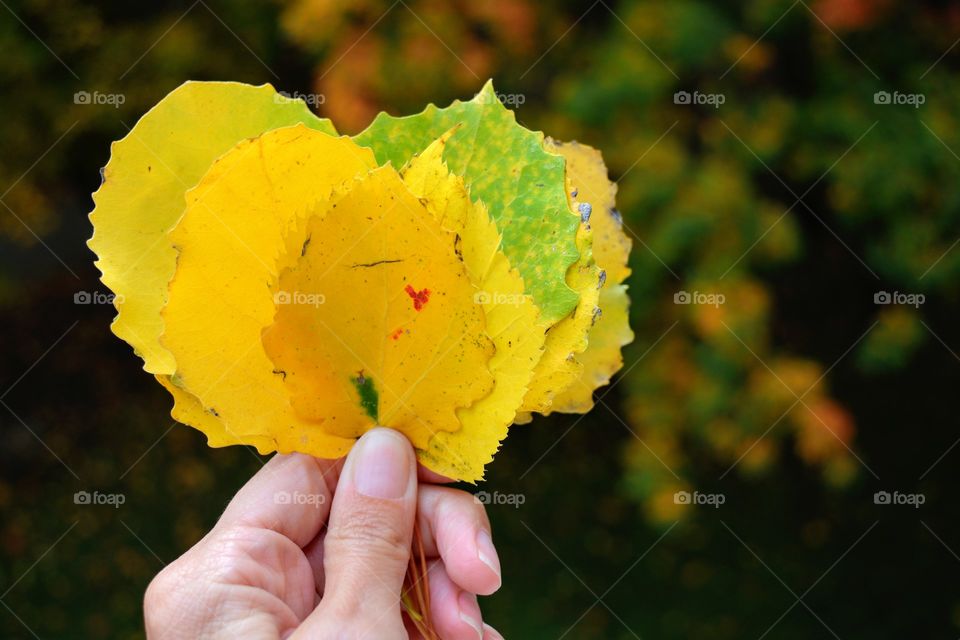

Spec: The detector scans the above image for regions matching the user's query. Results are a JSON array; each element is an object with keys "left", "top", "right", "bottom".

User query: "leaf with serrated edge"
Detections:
[
  {"left": 354, "top": 81, "right": 580, "bottom": 325},
  {"left": 520, "top": 219, "right": 602, "bottom": 414},
  {"left": 262, "top": 166, "right": 495, "bottom": 460},
  {"left": 402, "top": 129, "right": 545, "bottom": 481},
  {"left": 89, "top": 81, "right": 336, "bottom": 375},
  {"left": 549, "top": 139, "right": 634, "bottom": 413},
  {"left": 160, "top": 126, "right": 375, "bottom": 457}
]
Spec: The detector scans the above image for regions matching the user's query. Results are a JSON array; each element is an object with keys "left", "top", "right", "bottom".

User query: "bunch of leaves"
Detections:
[{"left": 89, "top": 81, "right": 632, "bottom": 482}]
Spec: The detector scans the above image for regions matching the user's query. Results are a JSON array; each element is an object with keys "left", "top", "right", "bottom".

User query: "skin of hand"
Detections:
[{"left": 143, "top": 428, "right": 504, "bottom": 640}]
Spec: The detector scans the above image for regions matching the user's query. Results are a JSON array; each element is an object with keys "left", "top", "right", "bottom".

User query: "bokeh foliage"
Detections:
[{"left": 2, "top": 0, "right": 959, "bottom": 637}]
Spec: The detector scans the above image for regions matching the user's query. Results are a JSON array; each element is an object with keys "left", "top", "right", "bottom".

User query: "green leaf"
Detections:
[{"left": 353, "top": 81, "right": 581, "bottom": 324}]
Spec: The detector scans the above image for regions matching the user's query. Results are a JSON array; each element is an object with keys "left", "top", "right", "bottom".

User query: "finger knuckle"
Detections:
[
  {"left": 327, "top": 503, "right": 410, "bottom": 563},
  {"left": 203, "top": 527, "right": 273, "bottom": 585}
]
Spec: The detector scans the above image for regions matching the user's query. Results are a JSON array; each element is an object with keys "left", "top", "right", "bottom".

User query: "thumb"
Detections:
[{"left": 310, "top": 428, "right": 417, "bottom": 630}]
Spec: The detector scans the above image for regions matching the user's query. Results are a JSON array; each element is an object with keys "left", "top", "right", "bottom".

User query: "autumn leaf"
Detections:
[
  {"left": 261, "top": 165, "right": 495, "bottom": 459},
  {"left": 160, "top": 126, "right": 376, "bottom": 458},
  {"left": 401, "top": 129, "right": 545, "bottom": 479},
  {"left": 89, "top": 81, "right": 336, "bottom": 375},
  {"left": 553, "top": 140, "right": 632, "bottom": 286},
  {"left": 548, "top": 139, "right": 635, "bottom": 413},
  {"left": 354, "top": 80, "right": 581, "bottom": 325}
]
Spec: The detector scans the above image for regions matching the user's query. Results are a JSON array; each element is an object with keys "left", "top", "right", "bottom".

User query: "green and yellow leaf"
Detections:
[
  {"left": 519, "top": 220, "right": 602, "bottom": 414},
  {"left": 401, "top": 130, "right": 545, "bottom": 480},
  {"left": 354, "top": 81, "right": 581, "bottom": 325},
  {"left": 89, "top": 80, "right": 632, "bottom": 480}
]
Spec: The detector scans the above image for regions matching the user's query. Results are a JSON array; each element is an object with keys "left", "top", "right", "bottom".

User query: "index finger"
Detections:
[{"left": 216, "top": 452, "right": 342, "bottom": 547}]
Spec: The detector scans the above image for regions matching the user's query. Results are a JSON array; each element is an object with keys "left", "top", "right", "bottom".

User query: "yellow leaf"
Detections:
[
  {"left": 547, "top": 139, "right": 634, "bottom": 413},
  {"left": 550, "top": 139, "right": 632, "bottom": 285},
  {"left": 552, "top": 283, "right": 633, "bottom": 413},
  {"left": 519, "top": 220, "right": 602, "bottom": 414},
  {"left": 401, "top": 130, "right": 545, "bottom": 481},
  {"left": 160, "top": 125, "right": 376, "bottom": 457},
  {"left": 89, "top": 81, "right": 336, "bottom": 375},
  {"left": 155, "top": 374, "right": 275, "bottom": 452},
  {"left": 262, "top": 165, "right": 496, "bottom": 457}
]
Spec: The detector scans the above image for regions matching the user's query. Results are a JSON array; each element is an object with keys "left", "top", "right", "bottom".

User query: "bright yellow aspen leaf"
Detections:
[
  {"left": 89, "top": 81, "right": 336, "bottom": 375},
  {"left": 160, "top": 126, "right": 375, "bottom": 457},
  {"left": 402, "top": 131, "right": 545, "bottom": 480},
  {"left": 548, "top": 139, "right": 634, "bottom": 412},
  {"left": 155, "top": 374, "right": 275, "bottom": 452},
  {"left": 262, "top": 166, "right": 495, "bottom": 454}
]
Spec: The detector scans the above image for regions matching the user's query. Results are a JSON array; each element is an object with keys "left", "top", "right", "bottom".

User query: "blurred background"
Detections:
[{"left": 1, "top": 0, "right": 959, "bottom": 637}]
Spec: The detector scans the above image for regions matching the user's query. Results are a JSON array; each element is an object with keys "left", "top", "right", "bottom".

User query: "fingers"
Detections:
[
  {"left": 417, "top": 485, "right": 502, "bottom": 596},
  {"left": 305, "top": 428, "right": 418, "bottom": 631},
  {"left": 419, "top": 560, "right": 505, "bottom": 640},
  {"left": 425, "top": 559, "right": 484, "bottom": 640},
  {"left": 302, "top": 483, "right": 502, "bottom": 603},
  {"left": 216, "top": 452, "right": 339, "bottom": 547}
]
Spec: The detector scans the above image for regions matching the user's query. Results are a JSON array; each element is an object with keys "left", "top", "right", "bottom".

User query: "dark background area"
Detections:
[{"left": 1, "top": 0, "right": 959, "bottom": 637}]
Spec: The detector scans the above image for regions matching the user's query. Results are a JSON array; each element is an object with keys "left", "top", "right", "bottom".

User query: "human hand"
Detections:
[{"left": 144, "top": 428, "right": 503, "bottom": 639}]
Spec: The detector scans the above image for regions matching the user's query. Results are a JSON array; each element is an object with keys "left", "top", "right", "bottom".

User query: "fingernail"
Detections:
[
  {"left": 483, "top": 623, "right": 504, "bottom": 640},
  {"left": 458, "top": 591, "right": 483, "bottom": 639},
  {"left": 351, "top": 428, "right": 411, "bottom": 499},
  {"left": 476, "top": 529, "right": 502, "bottom": 589}
]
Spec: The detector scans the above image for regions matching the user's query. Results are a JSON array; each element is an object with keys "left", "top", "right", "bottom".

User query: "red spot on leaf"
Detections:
[
  {"left": 404, "top": 284, "right": 431, "bottom": 311},
  {"left": 390, "top": 328, "right": 404, "bottom": 340}
]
